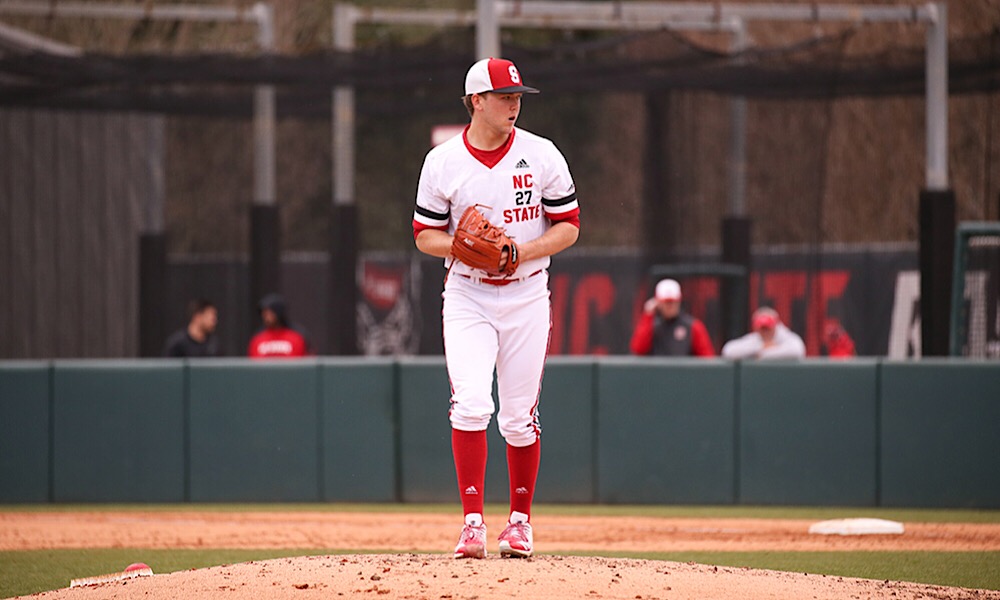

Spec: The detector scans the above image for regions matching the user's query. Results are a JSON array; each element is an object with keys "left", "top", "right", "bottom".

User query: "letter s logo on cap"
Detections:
[{"left": 508, "top": 66, "right": 521, "bottom": 84}]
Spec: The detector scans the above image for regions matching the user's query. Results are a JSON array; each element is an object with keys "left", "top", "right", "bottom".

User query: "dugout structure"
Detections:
[
  {"left": 949, "top": 222, "right": 1000, "bottom": 358},
  {"left": 2, "top": 2, "right": 999, "bottom": 359}
]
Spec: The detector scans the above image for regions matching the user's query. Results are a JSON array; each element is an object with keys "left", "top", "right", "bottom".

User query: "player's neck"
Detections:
[{"left": 466, "top": 120, "right": 512, "bottom": 151}]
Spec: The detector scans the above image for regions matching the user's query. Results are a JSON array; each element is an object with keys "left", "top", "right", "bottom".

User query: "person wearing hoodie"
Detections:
[
  {"left": 721, "top": 306, "right": 806, "bottom": 360},
  {"left": 247, "top": 293, "right": 311, "bottom": 358}
]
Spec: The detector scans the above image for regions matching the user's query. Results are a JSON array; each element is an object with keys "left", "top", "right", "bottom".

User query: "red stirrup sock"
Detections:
[
  {"left": 452, "top": 428, "right": 488, "bottom": 518},
  {"left": 506, "top": 439, "right": 540, "bottom": 520}
]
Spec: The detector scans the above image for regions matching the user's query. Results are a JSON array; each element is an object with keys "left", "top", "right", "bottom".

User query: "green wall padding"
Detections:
[
  {"left": 188, "top": 361, "right": 320, "bottom": 502},
  {"left": 3, "top": 357, "right": 998, "bottom": 508},
  {"left": 880, "top": 360, "right": 1000, "bottom": 508},
  {"left": 535, "top": 358, "right": 596, "bottom": 503},
  {"left": 739, "top": 360, "right": 878, "bottom": 506},
  {"left": 397, "top": 358, "right": 455, "bottom": 503},
  {"left": 320, "top": 359, "right": 397, "bottom": 502},
  {"left": 0, "top": 363, "right": 51, "bottom": 502},
  {"left": 597, "top": 359, "right": 736, "bottom": 504},
  {"left": 52, "top": 361, "right": 185, "bottom": 502}
]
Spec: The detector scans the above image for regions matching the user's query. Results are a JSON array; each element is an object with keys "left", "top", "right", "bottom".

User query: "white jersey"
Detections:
[
  {"left": 413, "top": 126, "right": 579, "bottom": 279},
  {"left": 721, "top": 324, "right": 807, "bottom": 360}
]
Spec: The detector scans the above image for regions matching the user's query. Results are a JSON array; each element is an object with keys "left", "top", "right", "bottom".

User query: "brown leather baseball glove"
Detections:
[{"left": 451, "top": 205, "right": 520, "bottom": 277}]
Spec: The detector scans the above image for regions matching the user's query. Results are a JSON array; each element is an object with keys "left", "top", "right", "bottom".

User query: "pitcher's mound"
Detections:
[{"left": 28, "top": 553, "right": 996, "bottom": 600}]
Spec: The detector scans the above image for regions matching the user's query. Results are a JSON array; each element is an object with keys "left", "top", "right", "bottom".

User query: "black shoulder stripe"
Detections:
[
  {"left": 542, "top": 192, "right": 577, "bottom": 207},
  {"left": 415, "top": 205, "right": 450, "bottom": 220}
]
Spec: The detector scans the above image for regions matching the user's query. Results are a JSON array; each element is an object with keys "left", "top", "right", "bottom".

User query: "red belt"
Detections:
[{"left": 458, "top": 270, "right": 542, "bottom": 286}]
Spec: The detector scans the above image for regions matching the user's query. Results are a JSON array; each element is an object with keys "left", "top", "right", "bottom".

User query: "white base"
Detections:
[{"left": 808, "top": 518, "right": 905, "bottom": 536}]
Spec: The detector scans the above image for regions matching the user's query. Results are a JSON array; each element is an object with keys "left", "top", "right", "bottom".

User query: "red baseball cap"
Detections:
[
  {"left": 752, "top": 308, "right": 780, "bottom": 330},
  {"left": 465, "top": 58, "right": 540, "bottom": 95}
]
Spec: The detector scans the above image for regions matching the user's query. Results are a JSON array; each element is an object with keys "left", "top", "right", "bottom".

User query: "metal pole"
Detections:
[
  {"left": 925, "top": 1, "right": 949, "bottom": 190},
  {"left": 333, "top": 4, "right": 356, "bottom": 207},
  {"left": 330, "top": 4, "right": 360, "bottom": 354},
  {"left": 0, "top": 1, "right": 258, "bottom": 23},
  {"left": 247, "top": 2, "right": 279, "bottom": 318},
  {"left": 253, "top": 2, "right": 276, "bottom": 207},
  {"left": 477, "top": 0, "right": 500, "bottom": 59},
  {"left": 729, "top": 18, "right": 748, "bottom": 216},
  {"left": 0, "top": 21, "right": 81, "bottom": 55}
]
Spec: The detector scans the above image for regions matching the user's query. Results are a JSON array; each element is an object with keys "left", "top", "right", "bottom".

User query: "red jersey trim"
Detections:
[
  {"left": 464, "top": 127, "right": 515, "bottom": 169},
  {"left": 412, "top": 220, "right": 448, "bottom": 241},
  {"left": 548, "top": 209, "right": 580, "bottom": 229}
]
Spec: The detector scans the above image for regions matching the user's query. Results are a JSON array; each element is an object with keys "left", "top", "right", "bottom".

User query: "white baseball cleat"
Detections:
[
  {"left": 498, "top": 521, "right": 533, "bottom": 558},
  {"left": 454, "top": 523, "right": 487, "bottom": 559}
]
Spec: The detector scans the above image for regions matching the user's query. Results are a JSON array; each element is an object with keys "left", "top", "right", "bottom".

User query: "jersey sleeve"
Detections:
[
  {"left": 540, "top": 141, "right": 580, "bottom": 227},
  {"left": 629, "top": 311, "right": 655, "bottom": 355},
  {"left": 690, "top": 319, "right": 716, "bottom": 357},
  {"left": 412, "top": 151, "right": 452, "bottom": 240},
  {"left": 721, "top": 332, "right": 761, "bottom": 359}
]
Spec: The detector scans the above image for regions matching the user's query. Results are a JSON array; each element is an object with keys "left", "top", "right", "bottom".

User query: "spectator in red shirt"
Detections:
[
  {"left": 822, "top": 318, "right": 857, "bottom": 358},
  {"left": 248, "top": 293, "right": 311, "bottom": 358},
  {"left": 630, "top": 279, "right": 715, "bottom": 357}
]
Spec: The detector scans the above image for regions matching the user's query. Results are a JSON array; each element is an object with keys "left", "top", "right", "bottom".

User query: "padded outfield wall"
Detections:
[{"left": 1, "top": 358, "right": 997, "bottom": 508}]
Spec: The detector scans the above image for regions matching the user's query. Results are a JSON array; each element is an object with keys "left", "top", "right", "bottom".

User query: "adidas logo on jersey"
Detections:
[
  {"left": 464, "top": 486, "right": 479, "bottom": 495},
  {"left": 515, "top": 158, "right": 530, "bottom": 169}
]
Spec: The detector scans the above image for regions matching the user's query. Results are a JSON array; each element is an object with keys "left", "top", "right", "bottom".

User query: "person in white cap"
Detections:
[
  {"left": 411, "top": 57, "right": 580, "bottom": 560},
  {"left": 721, "top": 306, "right": 806, "bottom": 359},
  {"left": 630, "top": 279, "right": 715, "bottom": 357}
]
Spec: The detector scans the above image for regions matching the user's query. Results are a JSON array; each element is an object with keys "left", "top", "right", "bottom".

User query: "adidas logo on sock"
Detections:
[
  {"left": 515, "top": 158, "right": 529, "bottom": 168},
  {"left": 464, "top": 486, "right": 479, "bottom": 495},
  {"left": 515, "top": 486, "right": 529, "bottom": 495}
]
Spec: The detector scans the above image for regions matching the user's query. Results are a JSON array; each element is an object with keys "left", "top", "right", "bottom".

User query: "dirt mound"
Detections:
[
  {"left": 18, "top": 554, "right": 1000, "bottom": 600},
  {"left": 6, "top": 511, "right": 1000, "bottom": 600}
]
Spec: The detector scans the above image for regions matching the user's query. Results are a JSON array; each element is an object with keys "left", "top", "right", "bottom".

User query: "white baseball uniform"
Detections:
[{"left": 413, "top": 125, "right": 579, "bottom": 445}]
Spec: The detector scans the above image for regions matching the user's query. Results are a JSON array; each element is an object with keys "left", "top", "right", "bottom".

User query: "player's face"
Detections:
[
  {"left": 656, "top": 299, "right": 681, "bottom": 319},
  {"left": 478, "top": 92, "right": 522, "bottom": 134},
  {"left": 756, "top": 324, "right": 776, "bottom": 343},
  {"left": 261, "top": 308, "right": 279, "bottom": 328},
  {"left": 197, "top": 307, "right": 218, "bottom": 334}
]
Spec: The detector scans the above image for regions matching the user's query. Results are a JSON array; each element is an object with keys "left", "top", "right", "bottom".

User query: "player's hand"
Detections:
[
  {"left": 499, "top": 248, "right": 509, "bottom": 273},
  {"left": 643, "top": 297, "right": 658, "bottom": 314}
]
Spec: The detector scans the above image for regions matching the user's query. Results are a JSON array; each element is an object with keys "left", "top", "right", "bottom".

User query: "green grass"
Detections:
[
  {"left": 2, "top": 504, "right": 998, "bottom": 598},
  {"left": 530, "top": 504, "right": 1000, "bottom": 523},
  {"left": 0, "top": 548, "right": 342, "bottom": 599},
  {"left": 574, "top": 551, "right": 1000, "bottom": 591},
  {"left": 5, "top": 503, "right": 999, "bottom": 523}
]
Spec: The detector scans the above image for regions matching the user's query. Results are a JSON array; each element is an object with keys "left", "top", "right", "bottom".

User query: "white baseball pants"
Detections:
[{"left": 442, "top": 271, "right": 550, "bottom": 447}]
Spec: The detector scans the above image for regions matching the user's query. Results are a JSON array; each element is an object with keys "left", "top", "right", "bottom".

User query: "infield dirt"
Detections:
[{"left": 3, "top": 510, "right": 999, "bottom": 599}]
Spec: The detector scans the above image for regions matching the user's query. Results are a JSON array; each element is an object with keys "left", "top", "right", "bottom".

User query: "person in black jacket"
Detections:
[
  {"left": 631, "top": 279, "right": 715, "bottom": 357},
  {"left": 162, "top": 298, "right": 220, "bottom": 358}
]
